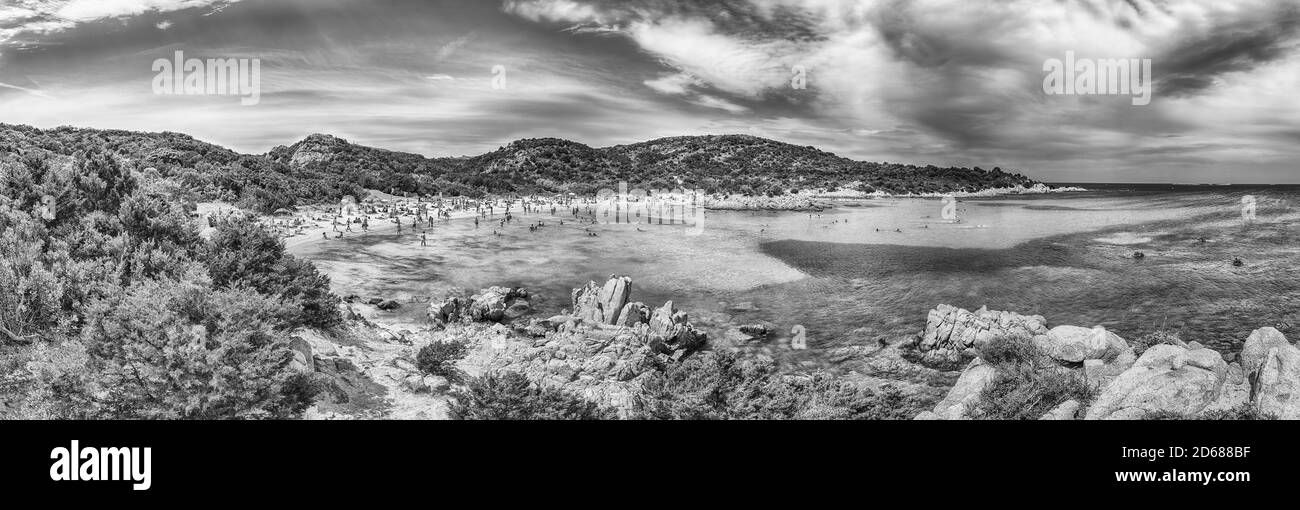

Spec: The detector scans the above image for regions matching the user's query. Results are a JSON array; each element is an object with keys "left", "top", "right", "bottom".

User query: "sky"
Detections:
[{"left": 1, "top": 0, "right": 1299, "bottom": 183}]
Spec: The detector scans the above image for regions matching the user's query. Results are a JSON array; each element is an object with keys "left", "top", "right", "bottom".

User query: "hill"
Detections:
[{"left": 0, "top": 124, "right": 1040, "bottom": 212}]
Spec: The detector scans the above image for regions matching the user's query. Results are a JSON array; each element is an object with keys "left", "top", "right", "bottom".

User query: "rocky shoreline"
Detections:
[
  {"left": 287, "top": 276, "right": 1297, "bottom": 420},
  {"left": 910, "top": 304, "right": 1297, "bottom": 420}
]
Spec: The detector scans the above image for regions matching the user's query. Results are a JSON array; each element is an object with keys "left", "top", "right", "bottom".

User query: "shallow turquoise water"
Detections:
[{"left": 290, "top": 185, "right": 1300, "bottom": 364}]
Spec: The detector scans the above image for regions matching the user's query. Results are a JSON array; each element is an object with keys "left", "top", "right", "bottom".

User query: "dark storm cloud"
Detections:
[{"left": 1153, "top": 4, "right": 1300, "bottom": 96}]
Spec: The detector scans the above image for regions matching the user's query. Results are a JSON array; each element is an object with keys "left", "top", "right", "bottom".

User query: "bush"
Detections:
[
  {"left": 415, "top": 341, "right": 468, "bottom": 377},
  {"left": 966, "top": 364, "right": 1096, "bottom": 420},
  {"left": 449, "top": 372, "right": 617, "bottom": 420},
  {"left": 1146, "top": 404, "right": 1278, "bottom": 421},
  {"left": 975, "top": 335, "right": 1046, "bottom": 368},
  {"left": 80, "top": 278, "right": 320, "bottom": 419},
  {"left": 634, "top": 351, "right": 936, "bottom": 420},
  {"left": 204, "top": 214, "right": 341, "bottom": 329}
]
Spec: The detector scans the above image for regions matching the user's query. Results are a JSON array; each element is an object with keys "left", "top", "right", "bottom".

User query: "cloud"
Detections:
[
  {"left": 0, "top": 0, "right": 239, "bottom": 47},
  {"left": 501, "top": 0, "right": 1300, "bottom": 181}
]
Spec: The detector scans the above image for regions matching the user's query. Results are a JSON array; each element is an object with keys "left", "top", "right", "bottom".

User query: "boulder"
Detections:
[
  {"left": 571, "top": 276, "right": 632, "bottom": 325},
  {"left": 286, "top": 337, "right": 314, "bottom": 373},
  {"left": 428, "top": 297, "right": 466, "bottom": 324},
  {"left": 401, "top": 374, "right": 428, "bottom": 393},
  {"left": 646, "top": 301, "right": 706, "bottom": 352},
  {"left": 503, "top": 299, "right": 531, "bottom": 321},
  {"left": 422, "top": 375, "right": 451, "bottom": 394},
  {"left": 929, "top": 359, "right": 999, "bottom": 419},
  {"left": 1084, "top": 344, "right": 1228, "bottom": 420},
  {"left": 1039, "top": 400, "right": 1080, "bottom": 420},
  {"left": 1036, "top": 325, "right": 1129, "bottom": 363},
  {"left": 1240, "top": 327, "right": 1290, "bottom": 377},
  {"left": 1252, "top": 343, "right": 1300, "bottom": 419},
  {"left": 376, "top": 300, "right": 401, "bottom": 311},
  {"left": 614, "top": 302, "right": 651, "bottom": 328},
  {"left": 598, "top": 277, "right": 632, "bottom": 325},
  {"left": 918, "top": 304, "right": 1047, "bottom": 362}
]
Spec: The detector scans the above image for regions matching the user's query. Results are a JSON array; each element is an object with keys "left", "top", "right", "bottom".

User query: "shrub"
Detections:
[
  {"left": 1146, "top": 404, "right": 1278, "bottom": 421},
  {"left": 80, "top": 278, "right": 319, "bottom": 419},
  {"left": 634, "top": 351, "right": 936, "bottom": 420},
  {"left": 449, "top": 371, "right": 617, "bottom": 420},
  {"left": 204, "top": 214, "right": 341, "bottom": 329},
  {"left": 975, "top": 335, "right": 1046, "bottom": 368},
  {"left": 415, "top": 341, "right": 468, "bottom": 377},
  {"left": 966, "top": 364, "right": 1096, "bottom": 420}
]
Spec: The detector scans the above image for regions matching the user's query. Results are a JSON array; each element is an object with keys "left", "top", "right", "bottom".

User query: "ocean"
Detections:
[{"left": 288, "top": 184, "right": 1300, "bottom": 372}]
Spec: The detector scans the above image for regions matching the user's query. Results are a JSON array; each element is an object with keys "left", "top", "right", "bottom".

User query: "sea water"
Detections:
[{"left": 289, "top": 185, "right": 1300, "bottom": 368}]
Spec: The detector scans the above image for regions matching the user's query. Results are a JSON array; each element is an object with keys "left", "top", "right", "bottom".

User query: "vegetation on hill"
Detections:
[{"left": 1, "top": 124, "right": 1040, "bottom": 213}]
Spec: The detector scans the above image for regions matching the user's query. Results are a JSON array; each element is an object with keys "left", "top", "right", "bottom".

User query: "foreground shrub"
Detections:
[
  {"left": 1145, "top": 404, "right": 1278, "bottom": 421},
  {"left": 967, "top": 364, "right": 1096, "bottom": 420},
  {"left": 975, "top": 335, "right": 1046, "bottom": 368},
  {"left": 415, "top": 340, "right": 468, "bottom": 377},
  {"left": 78, "top": 277, "right": 319, "bottom": 419},
  {"left": 449, "top": 372, "right": 617, "bottom": 420},
  {"left": 635, "top": 351, "right": 935, "bottom": 420}
]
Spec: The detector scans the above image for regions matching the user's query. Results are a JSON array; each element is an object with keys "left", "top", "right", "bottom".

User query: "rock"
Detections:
[
  {"left": 1084, "top": 344, "right": 1228, "bottom": 420},
  {"left": 646, "top": 301, "right": 706, "bottom": 352},
  {"left": 1083, "top": 349, "right": 1136, "bottom": 388},
  {"left": 428, "top": 297, "right": 466, "bottom": 324},
  {"left": 401, "top": 374, "right": 428, "bottom": 393},
  {"left": 614, "top": 302, "right": 651, "bottom": 328},
  {"left": 1252, "top": 343, "right": 1300, "bottom": 419},
  {"left": 597, "top": 277, "right": 632, "bottom": 325},
  {"left": 572, "top": 276, "right": 632, "bottom": 325},
  {"left": 1240, "top": 327, "right": 1290, "bottom": 377},
  {"left": 366, "top": 297, "right": 384, "bottom": 306},
  {"left": 1204, "top": 362, "right": 1251, "bottom": 413},
  {"left": 930, "top": 359, "right": 999, "bottom": 419},
  {"left": 376, "top": 300, "right": 401, "bottom": 311},
  {"left": 474, "top": 277, "right": 708, "bottom": 417},
  {"left": 503, "top": 299, "right": 531, "bottom": 321},
  {"left": 1039, "top": 400, "right": 1080, "bottom": 420},
  {"left": 470, "top": 287, "right": 511, "bottom": 322},
  {"left": 1036, "top": 325, "right": 1128, "bottom": 363},
  {"left": 918, "top": 304, "right": 1047, "bottom": 363},
  {"left": 422, "top": 375, "right": 450, "bottom": 393},
  {"left": 287, "top": 337, "right": 313, "bottom": 373},
  {"left": 393, "top": 358, "right": 418, "bottom": 373},
  {"left": 724, "top": 323, "right": 774, "bottom": 344}
]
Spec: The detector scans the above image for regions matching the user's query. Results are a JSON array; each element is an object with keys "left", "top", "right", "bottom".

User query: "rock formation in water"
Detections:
[
  {"left": 917, "top": 304, "right": 1049, "bottom": 364},
  {"left": 423, "top": 276, "right": 708, "bottom": 415}
]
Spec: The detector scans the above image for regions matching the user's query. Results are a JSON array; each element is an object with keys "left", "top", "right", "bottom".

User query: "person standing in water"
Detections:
[{"left": 421, "top": 232, "right": 427, "bottom": 247}]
